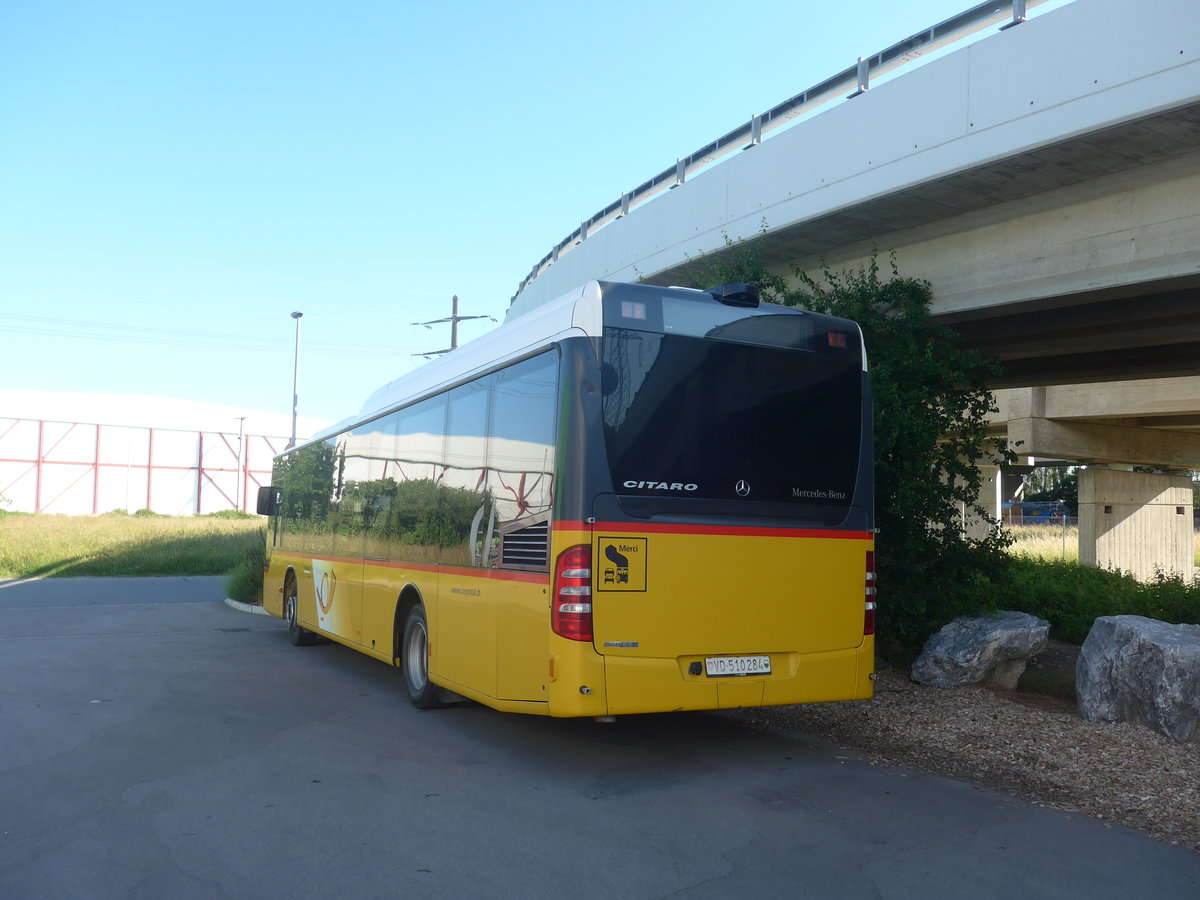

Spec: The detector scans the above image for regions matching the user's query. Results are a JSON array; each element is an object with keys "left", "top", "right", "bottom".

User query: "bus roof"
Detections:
[
  {"left": 301, "top": 281, "right": 602, "bottom": 448},
  {"left": 298, "top": 280, "right": 857, "bottom": 452}
]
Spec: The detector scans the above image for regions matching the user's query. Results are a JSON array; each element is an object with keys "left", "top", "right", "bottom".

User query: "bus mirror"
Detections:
[{"left": 256, "top": 485, "right": 283, "bottom": 516}]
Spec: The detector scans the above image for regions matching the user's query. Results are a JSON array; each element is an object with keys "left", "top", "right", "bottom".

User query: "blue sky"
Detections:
[{"left": 1, "top": 0, "right": 1070, "bottom": 429}]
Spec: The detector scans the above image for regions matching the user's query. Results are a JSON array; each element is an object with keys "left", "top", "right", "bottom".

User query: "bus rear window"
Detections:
[{"left": 601, "top": 328, "right": 862, "bottom": 520}]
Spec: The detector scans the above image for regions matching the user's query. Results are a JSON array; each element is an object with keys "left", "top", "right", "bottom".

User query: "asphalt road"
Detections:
[{"left": 1, "top": 576, "right": 1196, "bottom": 899}]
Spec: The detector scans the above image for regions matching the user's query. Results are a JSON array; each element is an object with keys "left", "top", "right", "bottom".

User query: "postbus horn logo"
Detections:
[
  {"left": 317, "top": 570, "right": 337, "bottom": 614},
  {"left": 735, "top": 479, "right": 751, "bottom": 497}
]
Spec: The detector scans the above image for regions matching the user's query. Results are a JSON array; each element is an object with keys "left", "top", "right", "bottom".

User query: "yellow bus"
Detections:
[{"left": 258, "top": 280, "right": 875, "bottom": 718}]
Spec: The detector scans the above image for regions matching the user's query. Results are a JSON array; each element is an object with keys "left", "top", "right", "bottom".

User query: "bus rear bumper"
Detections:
[{"left": 598, "top": 639, "right": 875, "bottom": 715}]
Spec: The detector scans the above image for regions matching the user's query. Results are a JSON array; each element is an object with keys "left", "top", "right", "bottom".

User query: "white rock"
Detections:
[
  {"left": 912, "top": 611, "right": 1050, "bottom": 689},
  {"left": 1076, "top": 615, "right": 1200, "bottom": 743}
]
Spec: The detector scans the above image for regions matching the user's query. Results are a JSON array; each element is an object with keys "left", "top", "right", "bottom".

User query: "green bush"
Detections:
[
  {"left": 888, "top": 548, "right": 1200, "bottom": 649},
  {"left": 225, "top": 540, "right": 267, "bottom": 605},
  {"left": 882, "top": 541, "right": 1012, "bottom": 649},
  {"left": 995, "top": 556, "right": 1200, "bottom": 644},
  {"left": 1133, "top": 569, "right": 1200, "bottom": 626}
]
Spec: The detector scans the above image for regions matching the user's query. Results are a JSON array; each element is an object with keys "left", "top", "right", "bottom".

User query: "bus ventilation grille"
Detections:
[{"left": 501, "top": 522, "right": 549, "bottom": 568}]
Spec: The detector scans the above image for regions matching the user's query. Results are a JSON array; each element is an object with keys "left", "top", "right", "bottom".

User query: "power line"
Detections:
[
  {"left": 0, "top": 264, "right": 482, "bottom": 319},
  {"left": 411, "top": 295, "right": 497, "bottom": 358},
  {"left": 0, "top": 314, "right": 427, "bottom": 356}
]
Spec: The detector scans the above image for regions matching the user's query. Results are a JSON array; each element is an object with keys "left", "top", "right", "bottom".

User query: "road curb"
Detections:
[{"left": 224, "top": 598, "right": 270, "bottom": 616}]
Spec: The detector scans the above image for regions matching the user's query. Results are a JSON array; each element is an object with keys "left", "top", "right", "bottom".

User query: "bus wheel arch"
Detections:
[
  {"left": 392, "top": 585, "right": 422, "bottom": 665},
  {"left": 284, "top": 568, "right": 316, "bottom": 646}
]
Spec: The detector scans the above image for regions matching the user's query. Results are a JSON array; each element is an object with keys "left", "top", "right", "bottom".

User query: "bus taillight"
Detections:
[
  {"left": 553, "top": 545, "right": 593, "bottom": 642},
  {"left": 864, "top": 550, "right": 876, "bottom": 635}
]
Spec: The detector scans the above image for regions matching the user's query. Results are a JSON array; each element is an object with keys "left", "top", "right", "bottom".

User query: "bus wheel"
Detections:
[
  {"left": 402, "top": 604, "right": 441, "bottom": 709},
  {"left": 285, "top": 574, "right": 316, "bottom": 647}
]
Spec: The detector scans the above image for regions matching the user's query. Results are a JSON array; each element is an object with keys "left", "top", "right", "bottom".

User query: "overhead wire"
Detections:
[
  {"left": 0, "top": 263, "right": 500, "bottom": 320},
  {"left": 0, "top": 310, "right": 489, "bottom": 355}
]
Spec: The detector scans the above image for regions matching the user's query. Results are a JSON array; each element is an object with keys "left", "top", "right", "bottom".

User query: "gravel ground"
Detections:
[{"left": 733, "top": 665, "right": 1200, "bottom": 852}]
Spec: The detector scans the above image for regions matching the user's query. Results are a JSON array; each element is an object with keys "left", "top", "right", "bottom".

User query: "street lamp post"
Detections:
[{"left": 289, "top": 311, "right": 303, "bottom": 449}]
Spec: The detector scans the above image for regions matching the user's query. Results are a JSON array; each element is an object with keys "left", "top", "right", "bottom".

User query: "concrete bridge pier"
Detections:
[
  {"left": 992, "top": 385, "right": 1200, "bottom": 581},
  {"left": 1078, "top": 467, "right": 1194, "bottom": 582},
  {"left": 960, "top": 463, "right": 1005, "bottom": 543},
  {"left": 960, "top": 460, "right": 1194, "bottom": 582}
]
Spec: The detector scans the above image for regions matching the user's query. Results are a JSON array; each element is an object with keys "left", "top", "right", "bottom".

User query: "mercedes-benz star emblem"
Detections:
[{"left": 735, "top": 479, "right": 751, "bottom": 497}]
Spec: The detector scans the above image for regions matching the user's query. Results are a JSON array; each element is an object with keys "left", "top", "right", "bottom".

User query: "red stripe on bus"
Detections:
[
  {"left": 283, "top": 554, "right": 373, "bottom": 567},
  {"left": 366, "top": 559, "right": 438, "bottom": 574},
  {"left": 296, "top": 555, "right": 546, "bottom": 584},
  {"left": 553, "top": 520, "right": 873, "bottom": 540},
  {"left": 439, "top": 565, "right": 547, "bottom": 584}
]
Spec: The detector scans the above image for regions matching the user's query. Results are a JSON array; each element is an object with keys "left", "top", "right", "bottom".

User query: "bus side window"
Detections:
[
  {"left": 388, "top": 394, "right": 449, "bottom": 564},
  {"left": 440, "top": 379, "right": 492, "bottom": 566},
  {"left": 352, "top": 413, "right": 401, "bottom": 561},
  {"left": 487, "top": 352, "right": 558, "bottom": 568},
  {"left": 274, "top": 439, "right": 338, "bottom": 555}
]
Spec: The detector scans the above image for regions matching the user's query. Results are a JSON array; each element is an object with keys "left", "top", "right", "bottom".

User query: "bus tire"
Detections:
[
  {"left": 285, "top": 573, "right": 316, "bottom": 647},
  {"left": 402, "top": 604, "right": 441, "bottom": 709}
]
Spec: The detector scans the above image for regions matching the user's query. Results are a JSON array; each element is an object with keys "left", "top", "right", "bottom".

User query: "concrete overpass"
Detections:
[{"left": 508, "top": 0, "right": 1200, "bottom": 579}]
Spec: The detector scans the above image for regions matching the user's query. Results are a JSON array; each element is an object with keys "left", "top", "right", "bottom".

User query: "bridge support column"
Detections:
[
  {"left": 1078, "top": 468, "right": 1194, "bottom": 582},
  {"left": 961, "top": 464, "right": 1003, "bottom": 542}
]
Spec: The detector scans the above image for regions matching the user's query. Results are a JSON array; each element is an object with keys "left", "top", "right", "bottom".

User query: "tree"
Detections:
[
  {"left": 1024, "top": 465, "right": 1079, "bottom": 512},
  {"left": 691, "top": 239, "right": 1014, "bottom": 650},
  {"left": 274, "top": 440, "right": 337, "bottom": 522}
]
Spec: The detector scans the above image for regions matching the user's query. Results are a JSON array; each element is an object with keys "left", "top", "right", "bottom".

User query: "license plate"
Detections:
[{"left": 705, "top": 655, "right": 771, "bottom": 677}]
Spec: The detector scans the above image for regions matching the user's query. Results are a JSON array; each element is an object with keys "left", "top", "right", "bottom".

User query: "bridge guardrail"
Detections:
[{"left": 512, "top": 0, "right": 1051, "bottom": 305}]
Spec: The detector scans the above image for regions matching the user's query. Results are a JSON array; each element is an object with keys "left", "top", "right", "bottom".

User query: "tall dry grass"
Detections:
[
  {"left": 1006, "top": 523, "right": 1080, "bottom": 562},
  {"left": 1006, "top": 523, "right": 1200, "bottom": 567},
  {"left": 0, "top": 511, "right": 264, "bottom": 578}
]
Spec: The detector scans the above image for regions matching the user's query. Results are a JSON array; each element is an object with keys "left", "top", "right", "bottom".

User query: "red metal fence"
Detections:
[{"left": 0, "top": 417, "right": 286, "bottom": 515}]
